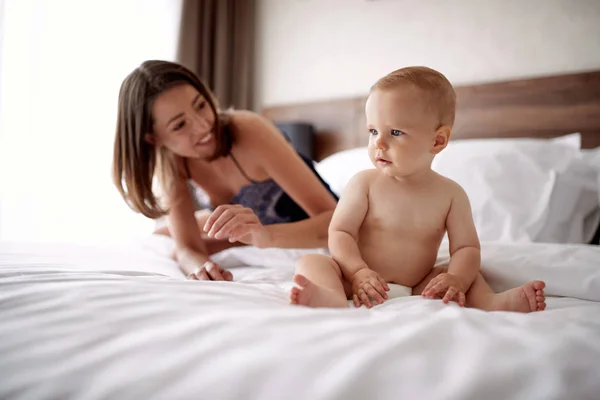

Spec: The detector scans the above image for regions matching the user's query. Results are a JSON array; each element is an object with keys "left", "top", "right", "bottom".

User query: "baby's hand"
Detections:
[
  {"left": 421, "top": 273, "right": 465, "bottom": 306},
  {"left": 351, "top": 268, "right": 390, "bottom": 308}
]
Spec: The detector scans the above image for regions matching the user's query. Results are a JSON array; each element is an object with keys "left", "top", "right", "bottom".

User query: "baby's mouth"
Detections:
[{"left": 376, "top": 156, "right": 391, "bottom": 165}]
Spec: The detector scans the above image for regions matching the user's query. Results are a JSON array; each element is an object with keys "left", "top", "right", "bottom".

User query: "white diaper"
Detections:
[
  {"left": 348, "top": 283, "right": 412, "bottom": 307},
  {"left": 386, "top": 283, "right": 413, "bottom": 298}
]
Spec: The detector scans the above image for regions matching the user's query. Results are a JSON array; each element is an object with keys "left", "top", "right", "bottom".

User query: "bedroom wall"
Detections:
[
  {"left": 0, "top": 0, "right": 182, "bottom": 242},
  {"left": 255, "top": 0, "right": 600, "bottom": 108}
]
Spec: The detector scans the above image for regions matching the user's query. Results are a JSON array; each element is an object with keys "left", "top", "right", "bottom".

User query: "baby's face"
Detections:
[{"left": 365, "top": 86, "right": 440, "bottom": 178}]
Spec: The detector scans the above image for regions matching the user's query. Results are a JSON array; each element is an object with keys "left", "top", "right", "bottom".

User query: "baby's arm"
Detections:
[
  {"left": 329, "top": 172, "right": 370, "bottom": 276},
  {"left": 329, "top": 171, "right": 389, "bottom": 306},
  {"left": 445, "top": 184, "right": 481, "bottom": 292},
  {"left": 423, "top": 183, "right": 480, "bottom": 305}
]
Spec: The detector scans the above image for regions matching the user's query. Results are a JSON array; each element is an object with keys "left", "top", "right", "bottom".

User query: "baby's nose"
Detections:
[{"left": 375, "top": 135, "right": 388, "bottom": 149}]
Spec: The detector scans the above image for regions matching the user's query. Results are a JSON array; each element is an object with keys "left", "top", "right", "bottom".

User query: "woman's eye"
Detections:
[
  {"left": 369, "top": 129, "right": 378, "bottom": 135},
  {"left": 196, "top": 101, "right": 206, "bottom": 111},
  {"left": 391, "top": 129, "right": 404, "bottom": 136},
  {"left": 173, "top": 120, "right": 186, "bottom": 131}
]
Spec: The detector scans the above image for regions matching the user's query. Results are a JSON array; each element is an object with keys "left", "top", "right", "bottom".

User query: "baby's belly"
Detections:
[{"left": 358, "top": 235, "right": 439, "bottom": 287}]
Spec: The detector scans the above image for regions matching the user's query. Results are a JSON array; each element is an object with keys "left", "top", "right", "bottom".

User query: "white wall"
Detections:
[
  {"left": 256, "top": 0, "right": 600, "bottom": 107},
  {"left": 0, "top": 0, "right": 182, "bottom": 243}
]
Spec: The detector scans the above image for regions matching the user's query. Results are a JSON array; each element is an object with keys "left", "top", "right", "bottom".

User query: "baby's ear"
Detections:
[{"left": 431, "top": 126, "right": 451, "bottom": 154}]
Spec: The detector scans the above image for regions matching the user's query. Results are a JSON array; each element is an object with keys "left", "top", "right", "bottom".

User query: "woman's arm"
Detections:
[
  {"left": 165, "top": 176, "right": 231, "bottom": 280},
  {"left": 263, "top": 210, "right": 334, "bottom": 248},
  {"left": 234, "top": 111, "right": 338, "bottom": 248}
]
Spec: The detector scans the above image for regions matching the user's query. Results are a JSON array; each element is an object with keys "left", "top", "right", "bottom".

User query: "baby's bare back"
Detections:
[{"left": 358, "top": 173, "right": 452, "bottom": 287}]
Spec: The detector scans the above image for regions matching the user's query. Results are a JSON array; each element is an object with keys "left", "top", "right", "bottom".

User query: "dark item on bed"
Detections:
[
  {"left": 262, "top": 70, "right": 600, "bottom": 161},
  {"left": 591, "top": 221, "right": 600, "bottom": 245},
  {"left": 275, "top": 122, "right": 315, "bottom": 160}
]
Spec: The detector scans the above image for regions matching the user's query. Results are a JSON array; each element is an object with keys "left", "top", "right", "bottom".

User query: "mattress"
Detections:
[{"left": 1, "top": 237, "right": 599, "bottom": 400}]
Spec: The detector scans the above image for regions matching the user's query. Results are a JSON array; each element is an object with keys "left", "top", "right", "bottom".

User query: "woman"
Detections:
[{"left": 113, "top": 60, "right": 338, "bottom": 281}]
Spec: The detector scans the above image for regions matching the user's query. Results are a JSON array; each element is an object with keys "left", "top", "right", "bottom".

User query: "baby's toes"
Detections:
[
  {"left": 290, "top": 287, "right": 300, "bottom": 304},
  {"left": 532, "top": 281, "right": 546, "bottom": 291}
]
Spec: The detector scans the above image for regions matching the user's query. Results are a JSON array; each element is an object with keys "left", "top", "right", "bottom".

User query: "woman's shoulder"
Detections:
[
  {"left": 228, "top": 109, "right": 269, "bottom": 128},
  {"left": 228, "top": 109, "right": 280, "bottom": 144}
]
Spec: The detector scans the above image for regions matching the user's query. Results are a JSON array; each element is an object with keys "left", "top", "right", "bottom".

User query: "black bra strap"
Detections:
[
  {"left": 183, "top": 159, "right": 192, "bottom": 179},
  {"left": 229, "top": 152, "right": 257, "bottom": 184}
]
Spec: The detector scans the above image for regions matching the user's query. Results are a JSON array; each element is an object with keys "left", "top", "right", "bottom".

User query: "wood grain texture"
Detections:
[{"left": 262, "top": 70, "right": 600, "bottom": 160}]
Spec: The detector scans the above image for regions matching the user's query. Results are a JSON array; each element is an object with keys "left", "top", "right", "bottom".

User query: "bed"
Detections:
[{"left": 1, "top": 70, "right": 600, "bottom": 400}]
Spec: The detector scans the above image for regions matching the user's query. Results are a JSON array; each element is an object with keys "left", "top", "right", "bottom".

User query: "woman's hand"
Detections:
[
  {"left": 203, "top": 205, "right": 272, "bottom": 248},
  {"left": 187, "top": 260, "right": 233, "bottom": 281}
]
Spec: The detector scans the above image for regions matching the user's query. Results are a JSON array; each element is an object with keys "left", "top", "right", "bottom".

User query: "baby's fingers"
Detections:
[
  {"left": 427, "top": 280, "right": 448, "bottom": 298},
  {"left": 372, "top": 281, "right": 388, "bottom": 300},
  {"left": 458, "top": 291, "right": 466, "bottom": 307},
  {"left": 353, "top": 294, "right": 361, "bottom": 308},
  {"left": 443, "top": 287, "right": 457, "bottom": 304},
  {"left": 358, "top": 289, "right": 372, "bottom": 308},
  {"left": 421, "top": 278, "right": 439, "bottom": 297},
  {"left": 366, "top": 285, "right": 385, "bottom": 305},
  {"left": 377, "top": 276, "right": 390, "bottom": 292}
]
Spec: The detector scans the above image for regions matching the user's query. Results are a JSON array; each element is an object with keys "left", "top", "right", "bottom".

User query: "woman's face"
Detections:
[{"left": 149, "top": 84, "right": 217, "bottom": 159}]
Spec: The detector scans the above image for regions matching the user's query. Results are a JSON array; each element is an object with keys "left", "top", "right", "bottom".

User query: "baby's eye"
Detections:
[
  {"left": 391, "top": 129, "right": 404, "bottom": 136},
  {"left": 369, "top": 129, "right": 378, "bottom": 135}
]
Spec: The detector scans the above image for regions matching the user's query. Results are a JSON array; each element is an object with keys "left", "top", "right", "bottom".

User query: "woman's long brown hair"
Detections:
[{"left": 112, "top": 60, "right": 232, "bottom": 219}]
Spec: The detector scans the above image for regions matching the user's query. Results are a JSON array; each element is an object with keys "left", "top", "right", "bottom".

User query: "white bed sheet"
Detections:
[{"left": 1, "top": 237, "right": 599, "bottom": 400}]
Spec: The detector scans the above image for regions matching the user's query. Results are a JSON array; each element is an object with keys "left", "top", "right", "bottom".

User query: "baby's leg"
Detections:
[
  {"left": 413, "top": 266, "right": 546, "bottom": 313},
  {"left": 289, "top": 254, "right": 350, "bottom": 308},
  {"left": 466, "top": 273, "right": 546, "bottom": 313}
]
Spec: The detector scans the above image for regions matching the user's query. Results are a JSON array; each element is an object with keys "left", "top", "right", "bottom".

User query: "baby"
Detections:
[{"left": 290, "top": 66, "right": 546, "bottom": 312}]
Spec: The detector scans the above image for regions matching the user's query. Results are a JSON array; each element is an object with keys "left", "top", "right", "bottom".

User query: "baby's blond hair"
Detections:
[{"left": 371, "top": 66, "right": 457, "bottom": 128}]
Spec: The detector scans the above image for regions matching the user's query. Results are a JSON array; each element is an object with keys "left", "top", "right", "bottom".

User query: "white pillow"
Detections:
[
  {"left": 315, "top": 147, "right": 372, "bottom": 196},
  {"left": 581, "top": 147, "right": 600, "bottom": 208},
  {"left": 536, "top": 147, "right": 600, "bottom": 244},
  {"left": 534, "top": 156, "right": 599, "bottom": 243},
  {"left": 316, "top": 133, "right": 583, "bottom": 243}
]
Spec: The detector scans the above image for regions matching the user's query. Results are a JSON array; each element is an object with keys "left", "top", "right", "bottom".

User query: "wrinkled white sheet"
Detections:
[{"left": 1, "top": 237, "right": 599, "bottom": 400}]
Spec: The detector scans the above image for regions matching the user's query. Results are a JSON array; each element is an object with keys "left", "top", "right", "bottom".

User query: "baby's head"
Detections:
[{"left": 366, "top": 66, "right": 456, "bottom": 178}]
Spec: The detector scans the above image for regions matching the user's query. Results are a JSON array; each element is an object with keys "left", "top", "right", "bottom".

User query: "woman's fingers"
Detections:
[
  {"left": 187, "top": 263, "right": 232, "bottom": 282},
  {"left": 187, "top": 272, "right": 198, "bottom": 280},
  {"left": 221, "top": 268, "right": 234, "bottom": 281},
  {"left": 203, "top": 205, "right": 245, "bottom": 236},
  {"left": 204, "top": 262, "right": 224, "bottom": 281},
  {"left": 212, "top": 213, "right": 256, "bottom": 240},
  {"left": 194, "top": 268, "right": 211, "bottom": 281},
  {"left": 227, "top": 223, "right": 261, "bottom": 243}
]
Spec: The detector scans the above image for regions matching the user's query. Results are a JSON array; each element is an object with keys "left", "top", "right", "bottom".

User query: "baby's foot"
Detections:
[
  {"left": 491, "top": 281, "right": 546, "bottom": 313},
  {"left": 289, "top": 274, "right": 348, "bottom": 308}
]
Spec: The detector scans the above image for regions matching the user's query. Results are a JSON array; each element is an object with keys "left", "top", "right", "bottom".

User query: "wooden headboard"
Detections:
[{"left": 262, "top": 70, "right": 600, "bottom": 161}]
